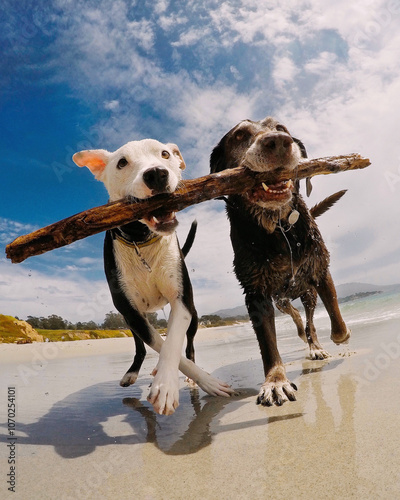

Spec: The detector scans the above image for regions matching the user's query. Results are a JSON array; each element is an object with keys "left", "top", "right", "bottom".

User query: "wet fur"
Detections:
[{"left": 210, "top": 117, "right": 350, "bottom": 406}]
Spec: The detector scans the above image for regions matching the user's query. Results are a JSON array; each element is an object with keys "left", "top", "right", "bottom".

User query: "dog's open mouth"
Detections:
[
  {"left": 142, "top": 211, "right": 178, "bottom": 234},
  {"left": 247, "top": 179, "right": 294, "bottom": 204}
]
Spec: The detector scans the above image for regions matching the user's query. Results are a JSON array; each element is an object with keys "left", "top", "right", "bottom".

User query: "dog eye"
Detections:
[
  {"left": 161, "top": 150, "right": 170, "bottom": 159},
  {"left": 235, "top": 131, "right": 247, "bottom": 141},
  {"left": 116, "top": 157, "right": 128, "bottom": 169},
  {"left": 276, "top": 124, "right": 289, "bottom": 133}
]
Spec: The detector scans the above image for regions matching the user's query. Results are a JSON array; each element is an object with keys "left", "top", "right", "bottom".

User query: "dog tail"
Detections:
[
  {"left": 310, "top": 190, "right": 347, "bottom": 218},
  {"left": 181, "top": 220, "right": 198, "bottom": 257}
]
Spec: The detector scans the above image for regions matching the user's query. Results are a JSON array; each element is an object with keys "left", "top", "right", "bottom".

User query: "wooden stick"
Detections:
[{"left": 5, "top": 153, "right": 370, "bottom": 263}]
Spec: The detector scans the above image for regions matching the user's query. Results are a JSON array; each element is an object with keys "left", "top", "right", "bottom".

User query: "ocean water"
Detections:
[
  {"left": 219, "top": 289, "right": 400, "bottom": 356},
  {"left": 313, "top": 289, "right": 400, "bottom": 327}
]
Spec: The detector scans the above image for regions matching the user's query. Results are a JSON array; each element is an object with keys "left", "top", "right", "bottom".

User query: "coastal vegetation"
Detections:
[{"left": 0, "top": 311, "right": 247, "bottom": 343}]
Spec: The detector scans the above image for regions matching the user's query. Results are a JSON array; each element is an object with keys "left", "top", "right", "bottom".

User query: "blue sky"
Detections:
[{"left": 1, "top": 0, "right": 400, "bottom": 322}]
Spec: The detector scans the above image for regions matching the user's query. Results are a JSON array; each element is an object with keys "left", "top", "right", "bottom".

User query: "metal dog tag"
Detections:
[{"left": 288, "top": 210, "right": 300, "bottom": 225}]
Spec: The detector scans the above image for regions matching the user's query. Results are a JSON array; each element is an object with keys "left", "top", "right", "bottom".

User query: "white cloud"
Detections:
[
  {"left": 171, "top": 25, "right": 214, "bottom": 47},
  {"left": 209, "top": 1, "right": 307, "bottom": 46},
  {"left": 153, "top": 0, "right": 170, "bottom": 15},
  {"left": 176, "top": 202, "right": 243, "bottom": 315},
  {"left": 126, "top": 19, "right": 156, "bottom": 51},
  {"left": 0, "top": 258, "right": 114, "bottom": 323},
  {"left": 229, "top": 65, "right": 242, "bottom": 80},
  {"left": 158, "top": 13, "right": 188, "bottom": 32},
  {"left": 104, "top": 99, "right": 119, "bottom": 110},
  {"left": 272, "top": 56, "right": 299, "bottom": 88},
  {"left": 0, "top": 218, "right": 38, "bottom": 246},
  {"left": 304, "top": 51, "right": 338, "bottom": 75}
]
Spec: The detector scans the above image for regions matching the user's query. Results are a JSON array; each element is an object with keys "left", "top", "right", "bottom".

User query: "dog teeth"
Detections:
[
  {"left": 261, "top": 181, "right": 293, "bottom": 194},
  {"left": 150, "top": 213, "right": 175, "bottom": 225}
]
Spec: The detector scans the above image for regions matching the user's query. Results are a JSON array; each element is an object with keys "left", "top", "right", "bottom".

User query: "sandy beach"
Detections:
[{"left": 1, "top": 307, "right": 400, "bottom": 499}]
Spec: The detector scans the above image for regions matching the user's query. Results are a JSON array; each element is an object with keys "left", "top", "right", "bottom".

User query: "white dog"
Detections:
[{"left": 73, "top": 139, "right": 233, "bottom": 415}]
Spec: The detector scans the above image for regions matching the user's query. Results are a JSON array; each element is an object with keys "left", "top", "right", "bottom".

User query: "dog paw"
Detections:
[
  {"left": 331, "top": 327, "right": 351, "bottom": 345},
  {"left": 147, "top": 368, "right": 180, "bottom": 416},
  {"left": 119, "top": 372, "right": 138, "bottom": 387},
  {"left": 196, "top": 372, "right": 234, "bottom": 397},
  {"left": 309, "top": 345, "right": 330, "bottom": 360},
  {"left": 257, "top": 365, "right": 297, "bottom": 406}
]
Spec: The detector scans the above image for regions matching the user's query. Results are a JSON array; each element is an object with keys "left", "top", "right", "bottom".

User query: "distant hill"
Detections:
[
  {"left": 213, "top": 304, "right": 248, "bottom": 318},
  {"left": 210, "top": 282, "right": 400, "bottom": 318},
  {"left": 335, "top": 282, "right": 400, "bottom": 297}
]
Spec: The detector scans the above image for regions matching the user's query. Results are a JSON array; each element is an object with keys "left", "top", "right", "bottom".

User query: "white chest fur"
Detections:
[{"left": 113, "top": 234, "right": 183, "bottom": 313}]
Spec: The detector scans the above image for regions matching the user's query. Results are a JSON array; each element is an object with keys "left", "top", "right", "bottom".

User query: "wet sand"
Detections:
[{"left": 1, "top": 315, "right": 400, "bottom": 499}]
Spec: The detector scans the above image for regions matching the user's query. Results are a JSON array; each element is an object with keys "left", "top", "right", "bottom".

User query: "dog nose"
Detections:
[
  {"left": 260, "top": 133, "right": 293, "bottom": 154},
  {"left": 143, "top": 167, "right": 169, "bottom": 192}
]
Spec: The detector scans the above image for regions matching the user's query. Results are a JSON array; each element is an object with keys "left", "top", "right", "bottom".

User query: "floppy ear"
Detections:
[
  {"left": 210, "top": 140, "right": 227, "bottom": 173},
  {"left": 72, "top": 149, "right": 110, "bottom": 180},
  {"left": 292, "top": 137, "right": 313, "bottom": 196},
  {"left": 292, "top": 137, "right": 307, "bottom": 159},
  {"left": 167, "top": 143, "right": 186, "bottom": 170}
]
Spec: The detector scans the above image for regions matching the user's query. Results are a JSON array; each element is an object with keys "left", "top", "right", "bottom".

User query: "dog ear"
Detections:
[
  {"left": 167, "top": 143, "right": 186, "bottom": 170},
  {"left": 72, "top": 149, "right": 110, "bottom": 180},
  {"left": 292, "top": 137, "right": 312, "bottom": 196},
  {"left": 292, "top": 137, "right": 307, "bottom": 159},
  {"left": 210, "top": 141, "right": 226, "bottom": 173}
]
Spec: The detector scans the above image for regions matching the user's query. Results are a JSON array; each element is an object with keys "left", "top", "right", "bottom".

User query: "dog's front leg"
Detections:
[
  {"left": 246, "top": 292, "right": 297, "bottom": 406},
  {"left": 317, "top": 270, "right": 351, "bottom": 345},
  {"left": 147, "top": 299, "right": 191, "bottom": 415}
]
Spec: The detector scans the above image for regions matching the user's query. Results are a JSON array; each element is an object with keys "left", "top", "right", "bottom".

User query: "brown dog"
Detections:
[{"left": 210, "top": 116, "right": 350, "bottom": 406}]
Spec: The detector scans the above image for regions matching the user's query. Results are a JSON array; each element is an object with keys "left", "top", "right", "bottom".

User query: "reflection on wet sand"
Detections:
[
  {"left": 0, "top": 356, "right": 350, "bottom": 463},
  {"left": 260, "top": 358, "right": 357, "bottom": 498},
  {"left": 0, "top": 380, "right": 276, "bottom": 458}
]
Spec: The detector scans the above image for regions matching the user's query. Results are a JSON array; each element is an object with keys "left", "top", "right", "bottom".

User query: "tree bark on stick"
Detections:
[{"left": 5, "top": 153, "right": 371, "bottom": 264}]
